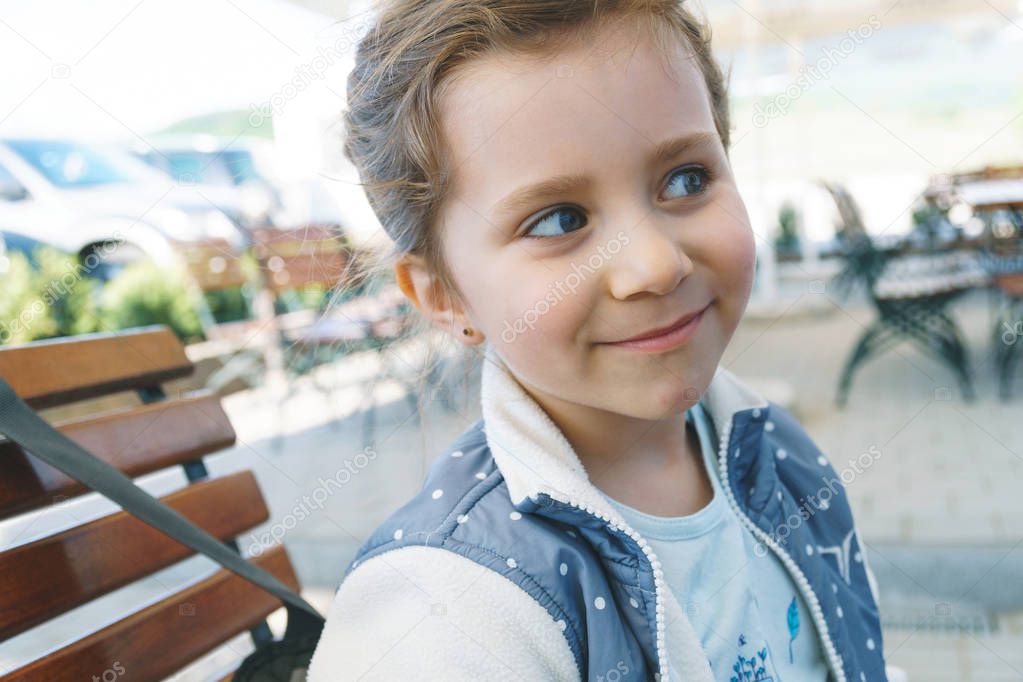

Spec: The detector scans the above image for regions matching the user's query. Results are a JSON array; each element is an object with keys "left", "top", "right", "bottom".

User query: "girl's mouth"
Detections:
[{"left": 599, "top": 302, "right": 711, "bottom": 353}]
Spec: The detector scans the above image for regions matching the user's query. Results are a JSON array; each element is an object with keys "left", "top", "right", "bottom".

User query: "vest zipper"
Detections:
[
  {"left": 541, "top": 492, "right": 669, "bottom": 682},
  {"left": 714, "top": 414, "right": 848, "bottom": 682}
]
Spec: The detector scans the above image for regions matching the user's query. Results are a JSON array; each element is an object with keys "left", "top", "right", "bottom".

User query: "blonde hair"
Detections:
[{"left": 339, "top": 0, "right": 731, "bottom": 410}]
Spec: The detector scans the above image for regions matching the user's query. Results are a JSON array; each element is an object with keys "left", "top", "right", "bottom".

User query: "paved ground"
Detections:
[{"left": 2, "top": 286, "right": 1021, "bottom": 680}]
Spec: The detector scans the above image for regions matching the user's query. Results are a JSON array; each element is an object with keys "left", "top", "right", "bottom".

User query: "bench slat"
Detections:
[
  {"left": 3, "top": 545, "right": 298, "bottom": 682},
  {"left": 0, "top": 326, "right": 192, "bottom": 408},
  {"left": 0, "top": 392, "right": 236, "bottom": 520},
  {"left": 0, "top": 471, "right": 269, "bottom": 641}
]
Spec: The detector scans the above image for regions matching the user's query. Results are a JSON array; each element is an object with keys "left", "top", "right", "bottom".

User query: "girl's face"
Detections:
[{"left": 430, "top": 19, "right": 756, "bottom": 421}]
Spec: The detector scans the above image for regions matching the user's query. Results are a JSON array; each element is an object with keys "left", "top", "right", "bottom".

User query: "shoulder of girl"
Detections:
[
  {"left": 759, "top": 400, "right": 863, "bottom": 487},
  {"left": 338, "top": 420, "right": 498, "bottom": 571}
]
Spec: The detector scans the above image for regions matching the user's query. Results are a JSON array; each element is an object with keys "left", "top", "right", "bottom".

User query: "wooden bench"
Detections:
[{"left": 0, "top": 326, "right": 301, "bottom": 681}]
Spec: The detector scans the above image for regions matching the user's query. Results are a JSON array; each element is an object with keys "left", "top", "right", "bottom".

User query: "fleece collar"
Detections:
[{"left": 479, "top": 344, "right": 769, "bottom": 524}]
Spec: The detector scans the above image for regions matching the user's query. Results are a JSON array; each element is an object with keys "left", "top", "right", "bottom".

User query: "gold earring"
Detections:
[{"left": 462, "top": 327, "right": 473, "bottom": 336}]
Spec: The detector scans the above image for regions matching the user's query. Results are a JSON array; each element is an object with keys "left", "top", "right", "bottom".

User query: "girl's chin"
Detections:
[{"left": 593, "top": 377, "right": 708, "bottom": 417}]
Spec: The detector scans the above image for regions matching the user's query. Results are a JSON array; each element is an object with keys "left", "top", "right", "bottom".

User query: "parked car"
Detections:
[
  {"left": 0, "top": 137, "right": 247, "bottom": 281},
  {"left": 132, "top": 134, "right": 354, "bottom": 233},
  {"left": 130, "top": 134, "right": 283, "bottom": 229}
]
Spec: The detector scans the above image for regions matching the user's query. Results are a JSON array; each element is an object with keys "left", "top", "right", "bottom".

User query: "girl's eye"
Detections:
[
  {"left": 520, "top": 165, "right": 712, "bottom": 239},
  {"left": 663, "top": 165, "right": 712, "bottom": 200},
  {"left": 522, "top": 206, "right": 587, "bottom": 239}
]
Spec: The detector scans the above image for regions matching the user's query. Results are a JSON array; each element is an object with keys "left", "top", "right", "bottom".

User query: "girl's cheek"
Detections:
[
  {"left": 489, "top": 275, "right": 586, "bottom": 356},
  {"left": 730, "top": 225, "right": 758, "bottom": 283},
  {"left": 706, "top": 198, "right": 757, "bottom": 286}
]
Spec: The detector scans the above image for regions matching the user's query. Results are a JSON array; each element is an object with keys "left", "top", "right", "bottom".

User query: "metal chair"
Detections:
[
  {"left": 976, "top": 212, "right": 1023, "bottom": 400},
  {"left": 823, "top": 182, "right": 982, "bottom": 406}
]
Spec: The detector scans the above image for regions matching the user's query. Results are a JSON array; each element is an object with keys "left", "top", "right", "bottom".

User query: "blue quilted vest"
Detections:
[{"left": 342, "top": 401, "right": 887, "bottom": 682}]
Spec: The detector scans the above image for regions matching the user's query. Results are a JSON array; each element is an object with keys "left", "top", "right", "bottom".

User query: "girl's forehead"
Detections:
[{"left": 437, "top": 28, "right": 716, "bottom": 209}]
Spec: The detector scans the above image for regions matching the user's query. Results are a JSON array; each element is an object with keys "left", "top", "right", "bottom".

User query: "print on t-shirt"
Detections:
[
  {"left": 787, "top": 595, "right": 801, "bottom": 663},
  {"left": 730, "top": 633, "right": 773, "bottom": 682}
]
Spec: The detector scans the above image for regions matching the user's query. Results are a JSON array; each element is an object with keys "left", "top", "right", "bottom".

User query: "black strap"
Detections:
[{"left": 0, "top": 377, "right": 324, "bottom": 639}]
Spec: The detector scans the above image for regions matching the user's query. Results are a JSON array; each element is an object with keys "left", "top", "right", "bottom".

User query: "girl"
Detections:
[{"left": 308, "top": 1, "right": 888, "bottom": 680}]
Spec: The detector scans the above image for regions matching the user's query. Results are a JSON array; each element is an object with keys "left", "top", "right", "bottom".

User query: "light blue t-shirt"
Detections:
[{"left": 600, "top": 401, "right": 830, "bottom": 681}]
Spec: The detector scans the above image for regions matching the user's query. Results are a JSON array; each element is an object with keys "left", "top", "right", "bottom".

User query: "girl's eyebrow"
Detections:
[
  {"left": 650, "top": 130, "right": 719, "bottom": 167},
  {"left": 491, "top": 173, "right": 593, "bottom": 218},
  {"left": 489, "top": 130, "right": 719, "bottom": 218}
]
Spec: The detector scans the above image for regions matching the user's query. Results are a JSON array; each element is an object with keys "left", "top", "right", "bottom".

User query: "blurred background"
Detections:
[{"left": 0, "top": 0, "right": 1021, "bottom": 680}]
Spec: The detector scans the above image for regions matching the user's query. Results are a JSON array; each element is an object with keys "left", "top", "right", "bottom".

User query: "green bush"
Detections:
[
  {"left": 0, "top": 247, "right": 99, "bottom": 345},
  {"left": 34, "top": 247, "right": 100, "bottom": 338},
  {"left": 204, "top": 286, "right": 252, "bottom": 323},
  {"left": 202, "top": 250, "right": 262, "bottom": 322},
  {"left": 0, "top": 251, "right": 45, "bottom": 345},
  {"left": 98, "top": 260, "right": 204, "bottom": 343},
  {"left": 774, "top": 202, "right": 801, "bottom": 257},
  {"left": 0, "top": 246, "right": 222, "bottom": 346}
]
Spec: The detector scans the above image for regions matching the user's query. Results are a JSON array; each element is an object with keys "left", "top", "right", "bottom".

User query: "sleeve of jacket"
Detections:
[{"left": 305, "top": 544, "right": 581, "bottom": 682}]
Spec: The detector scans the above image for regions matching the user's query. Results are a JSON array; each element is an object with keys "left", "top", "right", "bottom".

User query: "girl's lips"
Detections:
[{"left": 600, "top": 303, "right": 710, "bottom": 353}]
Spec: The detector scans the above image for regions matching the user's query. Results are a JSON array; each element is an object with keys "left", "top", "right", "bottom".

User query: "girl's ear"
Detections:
[{"left": 394, "top": 253, "right": 484, "bottom": 344}]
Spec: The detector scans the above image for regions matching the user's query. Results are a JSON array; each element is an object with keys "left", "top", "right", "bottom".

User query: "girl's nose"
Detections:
[{"left": 606, "top": 217, "right": 693, "bottom": 300}]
